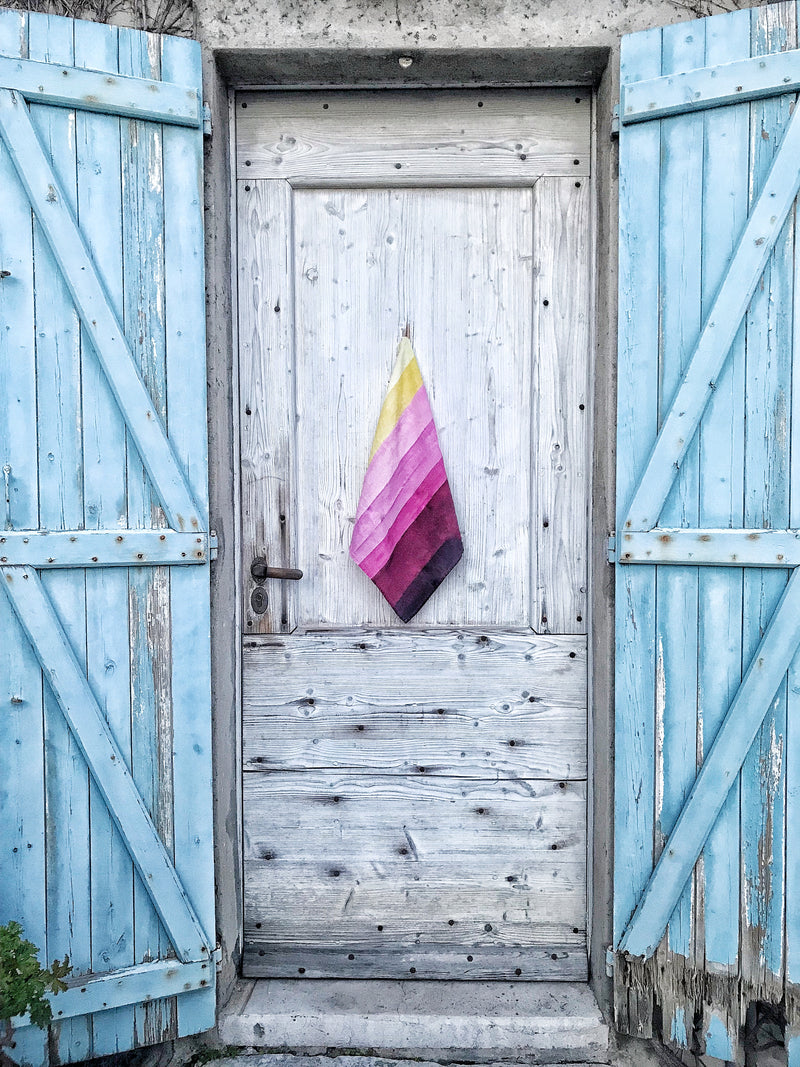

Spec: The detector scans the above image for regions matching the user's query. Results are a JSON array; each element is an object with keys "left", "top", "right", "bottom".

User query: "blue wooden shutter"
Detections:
[
  {"left": 614, "top": 2, "right": 800, "bottom": 1061},
  {"left": 0, "top": 11, "right": 215, "bottom": 1066}
]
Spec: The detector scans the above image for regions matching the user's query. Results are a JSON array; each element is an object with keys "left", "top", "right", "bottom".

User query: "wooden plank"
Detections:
[
  {"left": 12, "top": 958, "right": 214, "bottom": 1029},
  {"left": 788, "top": 7, "right": 800, "bottom": 1025},
  {"left": 160, "top": 29, "right": 216, "bottom": 1040},
  {"left": 244, "top": 771, "right": 585, "bottom": 978},
  {"left": 0, "top": 26, "right": 38, "bottom": 531},
  {"left": 696, "top": 0, "right": 749, "bottom": 1003},
  {"left": 27, "top": 15, "right": 91, "bottom": 1060},
  {"left": 244, "top": 630, "right": 585, "bottom": 702},
  {"left": 1, "top": 566, "right": 211, "bottom": 965},
  {"left": 118, "top": 26, "right": 178, "bottom": 1047},
  {"left": 621, "top": 46, "right": 800, "bottom": 124},
  {"left": 243, "top": 943, "right": 587, "bottom": 981},
  {"left": 738, "top": 0, "right": 794, "bottom": 1000},
  {"left": 236, "top": 89, "right": 590, "bottom": 182},
  {"left": 618, "top": 565, "right": 800, "bottom": 960},
  {"left": 531, "top": 177, "right": 590, "bottom": 635},
  {"left": 238, "top": 179, "right": 298, "bottom": 633},
  {"left": 0, "top": 54, "right": 202, "bottom": 126},
  {"left": 613, "top": 26, "right": 661, "bottom": 1038},
  {"left": 0, "top": 529, "right": 207, "bottom": 565},
  {"left": 243, "top": 631, "right": 586, "bottom": 779},
  {"left": 0, "top": 14, "right": 47, "bottom": 1065},
  {"left": 0, "top": 86, "right": 202, "bottom": 534},
  {"left": 621, "top": 91, "right": 800, "bottom": 531},
  {"left": 72, "top": 17, "right": 135, "bottom": 1059},
  {"left": 243, "top": 775, "right": 586, "bottom": 853},
  {"left": 653, "top": 22, "right": 705, "bottom": 1005},
  {"left": 618, "top": 528, "right": 800, "bottom": 566},
  {"left": 291, "top": 187, "right": 534, "bottom": 627}
]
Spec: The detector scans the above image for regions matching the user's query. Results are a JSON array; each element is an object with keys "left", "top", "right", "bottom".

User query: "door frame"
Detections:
[{"left": 208, "top": 49, "right": 614, "bottom": 1013}]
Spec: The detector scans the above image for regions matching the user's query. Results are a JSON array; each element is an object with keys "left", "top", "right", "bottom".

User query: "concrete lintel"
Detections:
[{"left": 214, "top": 47, "right": 609, "bottom": 89}]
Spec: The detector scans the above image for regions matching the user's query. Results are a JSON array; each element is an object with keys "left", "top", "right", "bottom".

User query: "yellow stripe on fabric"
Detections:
[{"left": 369, "top": 343, "right": 423, "bottom": 460}]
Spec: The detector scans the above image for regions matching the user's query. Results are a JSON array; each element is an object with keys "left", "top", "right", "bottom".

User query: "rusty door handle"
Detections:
[{"left": 251, "top": 557, "right": 303, "bottom": 582}]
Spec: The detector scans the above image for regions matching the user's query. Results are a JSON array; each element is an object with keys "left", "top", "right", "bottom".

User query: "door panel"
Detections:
[{"left": 238, "top": 89, "right": 591, "bottom": 979}]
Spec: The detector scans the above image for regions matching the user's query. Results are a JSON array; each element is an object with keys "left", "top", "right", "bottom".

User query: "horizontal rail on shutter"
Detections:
[
  {"left": 622, "top": 100, "right": 800, "bottom": 532},
  {"left": 10, "top": 958, "right": 213, "bottom": 1030},
  {"left": 0, "top": 88, "right": 203, "bottom": 534},
  {"left": 618, "top": 567, "right": 800, "bottom": 960},
  {"left": 621, "top": 48, "right": 800, "bottom": 124},
  {"left": 0, "top": 56, "right": 202, "bottom": 127},
  {"left": 1, "top": 567, "right": 212, "bottom": 964},
  {"left": 0, "top": 529, "right": 207, "bottom": 566},
  {"left": 617, "top": 528, "right": 800, "bottom": 567}
]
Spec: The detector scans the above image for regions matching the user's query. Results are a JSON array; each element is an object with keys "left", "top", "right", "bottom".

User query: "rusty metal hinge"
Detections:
[
  {"left": 209, "top": 530, "right": 219, "bottom": 561},
  {"left": 203, "top": 103, "right": 212, "bottom": 137},
  {"left": 607, "top": 534, "right": 617, "bottom": 564},
  {"left": 606, "top": 946, "right": 615, "bottom": 977}
]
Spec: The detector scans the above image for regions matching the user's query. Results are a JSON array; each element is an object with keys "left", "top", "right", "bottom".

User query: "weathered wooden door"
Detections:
[
  {"left": 238, "top": 90, "right": 592, "bottom": 979},
  {"left": 614, "top": 2, "right": 800, "bottom": 1061},
  {"left": 0, "top": 11, "right": 214, "bottom": 1065}
]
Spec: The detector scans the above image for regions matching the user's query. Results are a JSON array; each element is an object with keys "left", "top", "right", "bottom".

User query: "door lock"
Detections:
[{"left": 250, "top": 557, "right": 303, "bottom": 615}]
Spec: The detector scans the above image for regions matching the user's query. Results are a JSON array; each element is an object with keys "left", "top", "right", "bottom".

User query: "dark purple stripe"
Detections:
[
  {"left": 371, "top": 482, "right": 461, "bottom": 603},
  {"left": 389, "top": 536, "right": 464, "bottom": 622}
]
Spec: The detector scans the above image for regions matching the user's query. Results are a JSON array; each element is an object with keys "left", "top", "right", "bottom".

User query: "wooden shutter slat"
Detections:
[
  {"left": 160, "top": 30, "right": 215, "bottom": 1039},
  {"left": 11, "top": 958, "right": 213, "bottom": 1030},
  {"left": 622, "top": 97, "right": 800, "bottom": 531},
  {"left": 1, "top": 567, "right": 212, "bottom": 964},
  {"left": 618, "top": 566, "right": 800, "bottom": 958},
  {"left": 621, "top": 46, "right": 800, "bottom": 123},
  {"left": 0, "top": 87, "right": 202, "bottom": 534},
  {"left": 0, "top": 529, "right": 208, "bottom": 566},
  {"left": 0, "top": 54, "right": 201, "bottom": 126},
  {"left": 618, "top": 527, "right": 800, "bottom": 566}
]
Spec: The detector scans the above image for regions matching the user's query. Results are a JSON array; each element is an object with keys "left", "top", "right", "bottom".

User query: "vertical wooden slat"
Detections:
[
  {"left": 238, "top": 178, "right": 298, "bottom": 634},
  {"left": 739, "top": 1, "right": 794, "bottom": 1006},
  {"left": 697, "top": 7, "right": 750, "bottom": 1052},
  {"left": 653, "top": 20, "right": 705, "bottom": 1046},
  {"left": 160, "top": 31, "right": 216, "bottom": 1038},
  {"left": 788, "top": 4, "right": 800, "bottom": 1045},
  {"left": 0, "top": 17, "right": 47, "bottom": 1066},
  {"left": 27, "top": 12, "right": 92, "bottom": 1064},
  {"left": 531, "top": 176, "right": 590, "bottom": 636},
  {"left": 613, "top": 24, "right": 662, "bottom": 1039},
  {"left": 73, "top": 18, "right": 137, "bottom": 1058},
  {"left": 119, "top": 25, "right": 177, "bottom": 1046}
]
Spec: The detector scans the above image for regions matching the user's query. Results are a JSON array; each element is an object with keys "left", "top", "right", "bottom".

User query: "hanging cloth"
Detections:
[{"left": 350, "top": 335, "right": 463, "bottom": 622}]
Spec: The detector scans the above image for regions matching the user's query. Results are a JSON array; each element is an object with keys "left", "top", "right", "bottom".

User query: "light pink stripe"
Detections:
[
  {"left": 357, "top": 462, "right": 448, "bottom": 577},
  {"left": 350, "top": 428, "right": 442, "bottom": 562},
  {"left": 350, "top": 427, "right": 440, "bottom": 560},
  {"left": 356, "top": 387, "right": 432, "bottom": 513}
]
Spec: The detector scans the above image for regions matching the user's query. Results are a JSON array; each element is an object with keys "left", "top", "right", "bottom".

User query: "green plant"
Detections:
[{"left": 0, "top": 922, "right": 71, "bottom": 1066}]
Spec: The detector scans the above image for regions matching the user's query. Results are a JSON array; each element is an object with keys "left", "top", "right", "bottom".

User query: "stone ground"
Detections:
[{"left": 86, "top": 1033, "right": 789, "bottom": 1067}]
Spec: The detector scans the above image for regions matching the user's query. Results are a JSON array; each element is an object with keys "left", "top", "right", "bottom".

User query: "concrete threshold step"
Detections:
[{"left": 218, "top": 980, "right": 610, "bottom": 1064}]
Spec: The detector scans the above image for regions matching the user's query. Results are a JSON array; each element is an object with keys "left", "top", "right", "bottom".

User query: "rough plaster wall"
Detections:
[{"left": 196, "top": 0, "right": 753, "bottom": 50}]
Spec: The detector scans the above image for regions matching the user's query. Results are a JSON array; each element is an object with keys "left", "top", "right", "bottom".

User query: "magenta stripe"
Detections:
[
  {"left": 372, "top": 483, "right": 461, "bottom": 601},
  {"left": 357, "top": 461, "right": 447, "bottom": 577},
  {"left": 356, "top": 387, "right": 432, "bottom": 512},
  {"left": 350, "top": 424, "right": 442, "bottom": 561}
]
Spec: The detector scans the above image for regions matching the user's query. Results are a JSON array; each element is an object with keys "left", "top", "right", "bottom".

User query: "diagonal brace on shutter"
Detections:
[
  {"left": 618, "top": 566, "right": 800, "bottom": 960},
  {"left": 0, "top": 88, "right": 202, "bottom": 534},
  {"left": 621, "top": 98, "right": 800, "bottom": 532},
  {"left": 1, "top": 566, "right": 211, "bottom": 964}
]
